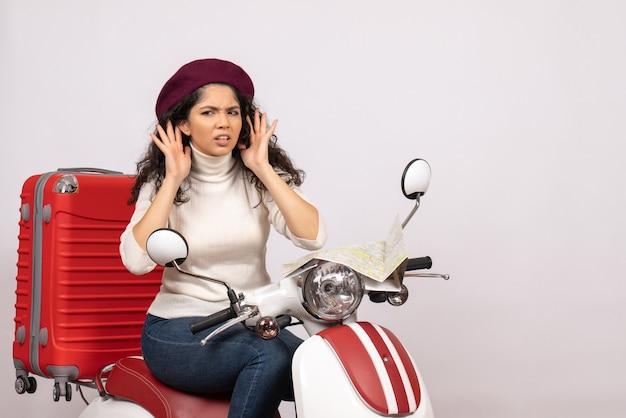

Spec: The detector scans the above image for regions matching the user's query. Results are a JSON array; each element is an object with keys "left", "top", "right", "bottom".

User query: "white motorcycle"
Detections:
[{"left": 80, "top": 158, "right": 448, "bottom": 418}]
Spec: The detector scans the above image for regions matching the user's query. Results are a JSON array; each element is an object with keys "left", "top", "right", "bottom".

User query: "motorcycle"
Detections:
[{"left": 79, "top": 158, "right": 448, "bottom": 418}]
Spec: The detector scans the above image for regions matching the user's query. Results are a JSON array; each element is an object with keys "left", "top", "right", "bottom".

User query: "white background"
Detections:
[{"left": 1, "top": 1, "right": 625, "bottom": 417}]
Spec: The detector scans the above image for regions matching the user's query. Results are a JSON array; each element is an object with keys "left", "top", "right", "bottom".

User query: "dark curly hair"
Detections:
[{"left": 128, "top": 84, "right": 305, "bottom": 205}]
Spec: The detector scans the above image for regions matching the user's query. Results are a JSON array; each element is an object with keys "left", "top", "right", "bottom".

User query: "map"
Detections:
[{"left": 283, "top": 215, "right": 408, "bottom": 282}]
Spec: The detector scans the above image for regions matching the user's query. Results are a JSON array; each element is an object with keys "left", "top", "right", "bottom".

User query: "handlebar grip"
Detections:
[
  {"left": 189, "top": 307, "right": 236, "bottom": 334},
  {"left": 276, "top": 315, "right": 292, "bottom": 329},
  {"left": 406, "top": 256, "right": 432, "bottom": 271}
]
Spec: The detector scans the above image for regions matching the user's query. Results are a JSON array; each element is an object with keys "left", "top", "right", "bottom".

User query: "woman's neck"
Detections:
[{"left": 188, "top": 142, "right": 237, "bottom": 182}]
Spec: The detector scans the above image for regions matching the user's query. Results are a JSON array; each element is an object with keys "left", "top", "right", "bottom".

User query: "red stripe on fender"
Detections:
[
  {"left": 358, "top": 322, "right": 411, "bottom": 413},
  {"left": 319, "top": 324, "right": 389, "bottom": 414},
  {"left": 381, "top": 325, "right": 421, "bottom": 410}
]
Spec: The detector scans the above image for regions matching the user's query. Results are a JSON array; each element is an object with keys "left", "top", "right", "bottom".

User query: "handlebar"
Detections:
[
  {"left": 406, "top": 256, "right": 432, "bottom": 271},
  {"left": 189, "top": 257, "right": 435, "bottom": 334},
  {"left": 189, "top": 307, "right": 236, "bottom": 334}
]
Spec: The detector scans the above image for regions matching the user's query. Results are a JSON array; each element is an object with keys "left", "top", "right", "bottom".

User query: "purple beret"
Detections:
[{"left": 155, "top": 58, "right": 255, "bottom": 119}]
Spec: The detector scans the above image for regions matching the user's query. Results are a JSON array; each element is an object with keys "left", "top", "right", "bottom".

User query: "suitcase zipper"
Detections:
[{"left": 29, "top": 172, "right": 57, "bottom": 377}]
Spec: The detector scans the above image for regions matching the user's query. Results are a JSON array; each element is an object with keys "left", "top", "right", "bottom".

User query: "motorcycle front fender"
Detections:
[{"left": 292, "top": 322, "right": 434, "bottom": 417}]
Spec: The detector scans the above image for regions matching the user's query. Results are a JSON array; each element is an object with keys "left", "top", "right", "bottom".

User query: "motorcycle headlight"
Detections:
[{"left": 300, "top": 261, "right": 364, "bottom": 322}]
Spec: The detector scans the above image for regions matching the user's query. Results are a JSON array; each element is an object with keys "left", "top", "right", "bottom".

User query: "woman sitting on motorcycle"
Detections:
[{"left": 119, "top": 58, "right": 327, "bottom": 418}]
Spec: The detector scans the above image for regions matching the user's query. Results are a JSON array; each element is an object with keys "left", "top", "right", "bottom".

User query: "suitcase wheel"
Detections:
[
  {"left": 52, "top": 382, "right": 72, "bottom": 402},
  {"left": 15, "top": 376, "right": 37, "bottom": 394}
]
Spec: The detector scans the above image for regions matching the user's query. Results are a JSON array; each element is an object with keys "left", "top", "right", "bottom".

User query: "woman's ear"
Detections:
[{"left": 178, "top": 121, "right": 191, "bottom": 136}]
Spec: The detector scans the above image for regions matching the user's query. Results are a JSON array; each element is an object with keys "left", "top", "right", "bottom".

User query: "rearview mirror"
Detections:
[
  {"left": 401, "top": 158, "right": 431, "bottom": 200},
  {"left": 146, "top": 228, "right": 189, "bottom": 267}
]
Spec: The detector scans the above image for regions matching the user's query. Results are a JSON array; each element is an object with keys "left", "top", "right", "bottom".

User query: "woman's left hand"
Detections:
[{"left": 239, "top": 108, "right": 278, "bottom": 175}]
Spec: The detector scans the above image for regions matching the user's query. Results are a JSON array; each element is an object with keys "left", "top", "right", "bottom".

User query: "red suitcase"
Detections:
[{"left": 13, "top": 168, "right": 162, "bottom": 401}]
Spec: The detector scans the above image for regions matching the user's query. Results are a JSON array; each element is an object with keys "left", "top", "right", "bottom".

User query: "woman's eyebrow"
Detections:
[{"left": 198, "top": 105, "right": 241, "bottom": 111}]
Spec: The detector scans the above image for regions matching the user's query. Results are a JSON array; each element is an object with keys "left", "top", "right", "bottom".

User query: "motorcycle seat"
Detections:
[{"left": 102, "top": 356, "right": 230, "bottom": 418}]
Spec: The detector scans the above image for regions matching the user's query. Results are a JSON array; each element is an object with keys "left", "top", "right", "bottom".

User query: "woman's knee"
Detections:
[{"left": 255, "top": 337, "right": 292, "bottom": 363}]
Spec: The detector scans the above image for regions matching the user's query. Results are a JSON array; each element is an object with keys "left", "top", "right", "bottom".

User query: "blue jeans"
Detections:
[{"left": 141, "top": 314, "right": 302, "bottom": 418}]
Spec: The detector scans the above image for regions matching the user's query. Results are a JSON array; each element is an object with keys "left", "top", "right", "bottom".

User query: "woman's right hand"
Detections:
[
  {"left": 132, "top": 121, "right": 192, "bottom": 251},
  {"left": 150, "top": 121, "right": 192, "bottom": 186}
]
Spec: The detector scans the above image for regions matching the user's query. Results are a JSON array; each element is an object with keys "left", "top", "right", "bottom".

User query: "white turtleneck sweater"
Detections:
[{"left": 120, "top": 143, "right": 327, "bottom": 319}]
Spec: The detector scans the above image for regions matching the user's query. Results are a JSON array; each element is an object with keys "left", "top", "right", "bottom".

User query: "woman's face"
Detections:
[{"left": 179, "top": 84, "right": 243, "bottom": 156}]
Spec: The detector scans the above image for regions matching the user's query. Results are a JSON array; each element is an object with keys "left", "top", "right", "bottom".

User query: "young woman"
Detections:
[{"left": 120, "top": 58, "right": 327, "bottom": 418}]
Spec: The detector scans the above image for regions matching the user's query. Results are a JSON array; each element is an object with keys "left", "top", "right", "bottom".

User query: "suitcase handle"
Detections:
[{"left": 56, "top": 167, "right": 124, "bottom": 175}]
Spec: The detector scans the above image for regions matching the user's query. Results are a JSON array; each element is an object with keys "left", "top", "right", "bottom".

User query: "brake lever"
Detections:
[
  {"left": 199, "top": 305, "right": 260, "bottom": 346},
  {"left": 404, "top": 272, "right": 450, "bottom": 280}
]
